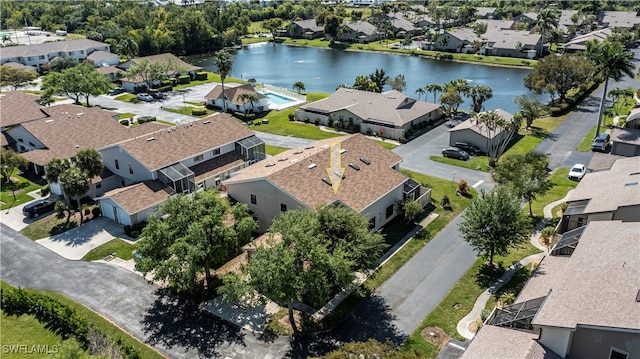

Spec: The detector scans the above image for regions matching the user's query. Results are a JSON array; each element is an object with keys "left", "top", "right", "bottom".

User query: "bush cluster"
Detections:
[
  {"left": 40, "top": 184, "right": 50, "bottom": 196},
  {"left": 195, "top": 72, "right": 208, "bottom": 81},
  {"left": 124, "top": 221, "right": 147, "bottom": 238},
  {"left": 157, "top": 85, "right": 172, "bottom": 92},
  {"left": 133, "top": 85, "right": 148, "bottom": 93},
  {"left": 178, "top": 75, "right": 190, "bottom": 84},
  {"left": 120, "top": 119, "right": 130, "bottom": 126},
  {"left": 137, "top": 116, "right": 156, "bottom": 124},
  {"left": 192, "top": 108, "right": 207, "bottom": 116}
]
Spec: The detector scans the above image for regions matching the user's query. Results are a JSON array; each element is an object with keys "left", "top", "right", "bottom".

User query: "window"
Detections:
[
  {"left": 610, "top": 348, "right": 629, "bottom": 359},
  {"left": 114, "top": 159, "right": 119, "bottom": 170},
  {"left": 386, "top": 204, "right": 394, "bottom": 219},
  {"left": 194, "top": 154, "right": 204, "bottom": 162},
  {"left": 250, "top": 194, "right": 257, "bottom": 205},
  {"left": 280, "top": 203, "right": 287, "bottom": 212},
  {"left": 128, "top": 164, "right": 133, "bottom": 175},
  {"left": 38, "top": 55, "right": 45, "bottom": 59},
  {"left": 29, "top": 142, "right": 36, "bottom": 147},
  {"left": 369, "top": 216, "right": 376, "bottom": 230},
  {"left": 95, "top": 183, "right": 102, "bottom": 189},
  {"left": 18, "top": 138, "right": 23, "bottom": 143},
  {"left": 212, "top": 148, "right": 221, "bottom": 156}
]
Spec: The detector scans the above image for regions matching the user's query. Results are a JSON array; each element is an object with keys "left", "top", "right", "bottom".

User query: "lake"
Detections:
[{"left": 186, "top": 43, "right": 548, "bottom": 114}]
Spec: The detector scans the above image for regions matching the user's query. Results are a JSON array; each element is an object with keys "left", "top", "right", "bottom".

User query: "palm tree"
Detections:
[
  {"left": 468, "top": 85, "right": 493, "bottom": 113},
  {"left": 587, "top": 41, "right": 635, "bottom": 138},
  {"left": 292, "top": 81, "right": 305, "bottom": 93},
  {"left": 237, "top": 93, "right": 259, "bottom": 118},
  {"left": 75, "top": 149, "right": 104, "bottom": 197},
  {"left": 44, "top": 158, "right": 71, "bottom": 185},
  {"left": 213, "top": 50, "right": 233, "bottom": 112},
  {"left": 424, "top": 83, "right": 443, "bottom": 103},
  {"left": 537, "top": 8, "right": 560, "bottom": 57},
  {"left": 415, "top": 87, "right": 425, "bottom": 100},
  {"left": 59, "top": 167, "right": 91, "bottom": 225}
]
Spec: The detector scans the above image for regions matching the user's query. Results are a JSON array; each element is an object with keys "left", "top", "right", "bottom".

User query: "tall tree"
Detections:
[
  {"left": 368, "top": 68, "right": 389, "bottom": 93},
  {"left": 587, "top": 40, "right": 635, "bottom": 138},
  {"left": 42, "top": 64, "right": 111, "bottom": 106},
  {"left": 439, "top": 89, "right": 463, "bottom": 117},
  {"left": 424, "top": 83, "right": 443, "bottom": 103},
  {"left": 292, "top": 81, "right": 305, "bottom": 93},
  {"left": 474, "top": 110, "right": 522, "bottom": 166},
  {"left": 135, "top": 190, "right": 256, "bottom": 292},
  {"left": 45, "top": 57, "right": 79, "bottom": 73},
  {"left": 414, "top": 87, "right": 425, "bottom": 100},
  {"left": 514, "top": 95, "right": 542, "bottom": 129},
  {"left": 213, "top": 50, "right": 233, "bottom": 112},
  {"left": 124, "top": 59, "right": 165, "bottom": 91},
  {"left": 459, "top": 186, "right": 529, "bottom": 266},
  {"left": 219, "top": 207, "right": 386, "bottom": 334},
  {"left": 388, "top": 74, "right": 406, "bottom": 92},
  {"left": 524, "top": 53, "right": 594, "bottom": 103},
  {"left": 44, "top": 158, "right": 71, "bottom": 184},
  {"left": 607, "top": 87, "right": 635, "bottom": 116},
  {"left": 59, "top": 167, "right": 91, "bottom": 224},
  {"left": 468, "top": 85, "right": 493, "bottom": 113},
  {"left": 493, "top": 152, "right": 552, "bottom": 216},
  {"left": 0, "top": 66, "right": 38, "bottom": 90},
  {"left": 75, "top": 149, "right": 104, "bottom": 198},
  {"left": 536, "top": 8, "right": 560, "bottom": 57},
  {"left": 0, "top": 149, "right": 27, "bottom": 183}
]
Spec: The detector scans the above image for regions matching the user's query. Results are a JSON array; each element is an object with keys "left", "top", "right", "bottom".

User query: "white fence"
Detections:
[{"left": 257, "top": 84, "right": 307, "bottom": 102}]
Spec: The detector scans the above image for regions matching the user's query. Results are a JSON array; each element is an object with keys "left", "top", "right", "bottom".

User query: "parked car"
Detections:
[
  {"left": 23, "top": 199, "right": 56, "bottom": 217},
  {"left": 442, "top": 147, "right": 470, "bottom": 160},
  {"left": 568, "top": 164, "right": 587, "bottom": 181},
  {"left": 136, "top": 93, "right": 154, "bottom": 102},
  {"left": 147, "top": 89, "right": 165, "bottom": 100},
  {"left": 454, "top": 142, "right": 480, "bottom": 155},
  {"left": 591, "top": 133, "right": 610, "bottom": 152},
  {"left": 109, "top": 87, "right": 126, "bottom": 96}
]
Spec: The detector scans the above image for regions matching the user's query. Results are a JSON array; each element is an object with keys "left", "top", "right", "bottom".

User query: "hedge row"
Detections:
[
  {"left": 192, "top": 108, "right": 207, "bottom": 116},
  {"left": 1, "top": 286, "right": 141, "bottom": 359},
  {"left": 195, "top": 72, "right": 208, "bottom": 81},
  {"left": 137, "top": 116, "right": 156, "bottom": 124}
]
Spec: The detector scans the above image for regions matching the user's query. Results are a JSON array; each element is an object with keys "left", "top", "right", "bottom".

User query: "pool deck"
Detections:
[{"left": 260, "top": 90, "right": 305, "bottom": 110}]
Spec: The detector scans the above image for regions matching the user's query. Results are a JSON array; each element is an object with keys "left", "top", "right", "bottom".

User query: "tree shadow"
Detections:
[
  {"left": 285, "top": 294, "right": 407, "bottom": 358},
  {"left": 475, "top": 263, "right": 506, "bottom": 289},
  {"left": 141, "top": 288, "right": 246, "bottom": 358}
]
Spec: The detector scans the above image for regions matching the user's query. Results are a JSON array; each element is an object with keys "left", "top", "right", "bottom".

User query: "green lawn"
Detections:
[
  {"left": 483, "top": 266, "right": 534, "bottom": 313},
  {"left": 265, "top": 145, "right": 290, "bottom": 155},
  {"left": 0, "top": 281, "right": 163, "bottom": 359},
  {"left": 117, "top": 112, "right": 136, "bottom": 120},
  {"left": 82, "top": 238, "right": 136, "bottom": 262},
  {"left": 1, "top": 173, "right": 43, "bottom": 210},
  {"left": 20, "top": 214, "right": 78, "bottom": 240},
  {"left": 374, "top": 140, "right": 398, "bottom": 150},
  {"left": 527, "top": 167, "right": 577, "bottom": 217},
  {"left": 577, "top": 125, "right": 598, "bottom": 152},
  {"left": 173, "top": 72, "right": 244, "bottom": 90},
  {"left": 430, "top": 155, "right": 491, "bottom": 172},
  {"left": 163, "top": 106, "right": 215, "bottom": 118},
  {"left": 403, "top": 242, "right": 542, "bottom": 357},
  {"left": 1, "top": 309, "right": 63, "bottom": 359},
  {"left": 114, "top": 93, "right": 137, "bottom": 103}
]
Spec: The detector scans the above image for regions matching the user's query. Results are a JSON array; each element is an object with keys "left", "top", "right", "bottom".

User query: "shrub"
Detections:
[
  {"left": 124, "top": 225, "right": 132, "bottom": 235},
  {"left": 253, "top": 120, "right": 262, "bottom": 126},
  {"left": 440, "top": 194, "right": 451, "bottom": 209},
  {"left": 40, "top": 184, "right": 50, "bottom": 197},
  {"left": 137, "top": 116, "right": 156, "bottom": 124},
  {"left": 178, "top": 75, "right": 190, "bottom": 84},
  {"left": 195, "top": 71, "right": 208, "bottom": 81},
  {"left": 398, "top": 136, "right": 405, "bottom": 143},
  {"left": 161, "top": 80, "right": 171, "bottom": 87},
  {"left": 91, "top": 207, "right": 101, "bottom": 218},
  {"left": 157, "top": 85, "right": 172, "bottom": 92},
  {"left": 314, "top": 118, "right": 320, "bottom": 125},
  {"left": 133, "top": 84, "right": 147, "bottom": 93},
  {"left": 55, "top": 201, "right": 66, "bottom": 216},
  {"left": 83, "top": 206, "right": 91, "bottom": 216},
  {"left": 191, "top": 108, "right": 207, "bottom": 116},
  {"left": 457, "top": 179, "right": 471, "bottom": 197},
  {"left": 119, "top": 119, "right": 130, "bottom": 126},
  {"left": 130, "top": 230, "right": 140, "bottom": 238},
  {"left": 303, "top": 117, "right": 310, "bottom": 123},
  {"left": 481, "top": 308, "right": 492, "bottom": 321},
  {"left": 288, "top": 113, "right": 295, "bottom": 121}
]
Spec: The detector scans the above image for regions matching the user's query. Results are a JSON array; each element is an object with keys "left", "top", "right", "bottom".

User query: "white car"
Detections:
[
  {"left": 136, "top": 93, "right": 154, "bottom": 102},
  {"left": 568, "top": 164, "right": 586, "bottom": 181}
]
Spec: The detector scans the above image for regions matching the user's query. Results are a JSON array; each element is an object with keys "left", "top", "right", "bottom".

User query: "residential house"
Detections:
[
  {"left": 86, "top": 50, "right": 120, "bottom": 67},
  {"left": 414, "top": 14, "right": 437, "bottom": 30},
  {"left": 560, "top": 28, "right": 612, "bottom": 53},
  {"left": 475, "top": 19, "right": 515, "bottom": 31},
  {"left": 372, "top": 12, "right": 420, "bottom": 37},
  {"left": 295, "top": 88, "right": 442, "bottom": 141},
  {"left": 623, "top": 106, "right": 640, "bottom": 130},
  {"left": 600, "top": 11, "right": 640, "bottom": 29},
  {"left": 0, "top": 62, "right": 38, "bottom": 73},
  {"left": 338, "top": 21, "right": 383, "bottom": 43},
  {"left": 0, "top": 39, "right": 111, "bottom": 71},
  {"left": 610, "top": 127, "right": 640, "bottom": 157},
  {"left": 463, "top": 220, "right": 640, "bottom": 359},
  {"left": 514, "top": 12, "right": 538, "bottom": 27},
  {"left": 557, "top": 9, "right": 580, "bottom": 38},
  {"left": 587, "top": 152, "right": 625, "bottom": 173},
  {"left": 447, "top": 109, "right": 513, "bottom": 154},
  {"left": 434, "top": 28, "right": 478, "bottom": 52},
  {"left": 559, "top": 156, "right": 640, "bottom": 233},
  {"left": 289, "top": 19, "right": 325, "bottom": 39},
  {"left": 481, "top": 29, "right": 541, "bottom": 59},
  {"left": 204, "top": 84, "right": 269, "bottom": 114},
  {"left": 475, "top": 7, "right": 497, "bottom": 19},
  {"left": 118, "top": 53, "right": 203, "bottom": 92},
  {"left": 97, "top": 180, "right": 175, "bottom": 227},
  {"left": 223, "top": 134, "right": 431, "bottom": 232}
]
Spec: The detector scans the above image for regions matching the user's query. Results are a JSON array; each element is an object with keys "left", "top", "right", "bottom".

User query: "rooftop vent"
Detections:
[
  {"left": 360, "top": 157, "right": 371, "bottom": 165},
  {"left": 294, "top": 151, "right": 303, "bottom": 155},
  {"left": 349, "top": 163, "right": 360, "bottom": 171},
  {"left": 340, "top": 149, "right": 347, "bottom": 154},
  {"left": 290, "top": 159, "right": 298, "bottom": 164},
  {"left": 45, "top": 119, "right": 54, "bottom": 123},
  {"left": 305, "top": 146, "right": 314, "bottom": 150},
  {"left": 322, "top": 177, "right": 332, "bottom": 186},
  {"left": 278, "top": 157, "right": 288, "bottom": 162},
  {"left": 76, "top": 112, "right": 84, "bottom": 116},
  {"left": 146, "top": 137, "right": 155, "bottom": 141},
  {"left": 203, "top": 120, "right": 210, "bottom": 124},
  {"left": 624, "top": 182, "right": 638, "bottom": 187},
  {"left": 265, "top": 163, "right": 276, "bottom": 167},
  {"left": 321, "top": 145, "right": 329, "bottom": 150},
  {"left": 308, "top": 163, "right": 317, "bottom": 169},
  {"left": 636, "top": 289, "right": 640, "bottom": 302}
]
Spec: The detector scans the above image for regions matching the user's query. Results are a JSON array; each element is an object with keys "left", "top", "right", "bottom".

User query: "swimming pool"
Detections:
[{"left": 263, "top": 92, "right": 295, "bottom": 105}]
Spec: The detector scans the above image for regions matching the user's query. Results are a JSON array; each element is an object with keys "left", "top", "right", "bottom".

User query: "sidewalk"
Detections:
[{"left": 455, "top": 190, "right": 574, "bottom": 339}]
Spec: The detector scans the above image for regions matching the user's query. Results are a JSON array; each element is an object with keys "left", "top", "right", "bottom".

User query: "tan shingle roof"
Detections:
[
  {"left": 129, "top": 53, "right": 202, "bottom": 73},
  {"left": 448, "top": 109, "right": 513, "bottom": 139},
  {"left": 565, "top": 156, "right": 640, "bottom": 214},
  {"left": 204, "top": 84, "right": 266, "bottom": 106},
  {"left": 0, "top": 39, "right": 109, "bottom": 61},
  {"left": 18, "top": 104, "right": 132, "bottom": 166},
  {"left": 533, "top": 221, "right": 640, "bottom": 330},
  {"left": 301, "top": 88, "right": 440, "bottom": 128},
  {"left": 484, "top": 29, "right": 542, "bottom": 48},
  {"left": 117, "top": 113, "right": 254, "bottom": 170},
  {"left": 462, "top": 325, "right": 561, "bottom": 359},
  {"left": 293, "top": 19, "right": 323, "bottom": 32},
  {"left": 103, "top": 180, "right": 174, "bottom": 214},
  {"left": 0, "top": 91, "right": 47, "bottom": 127},
  {"left": 345, "top": 21, "right": 379, "bottom": 36},
  {"left": 515, "top": 255, "right": 569, "bottom": 303},
  {"left": 447, "top": 27, "right": 478, "bottom": 42},
  {"left": 611, "top": 127, "right": 640, "bottom": 146},
  {"left": 475, "top": 19, "right": 515, "bottom": 30},
  {"left": 191, "top": 151, "right": 245, "bottom": 182},
  {"left": 226, "top": 134, "right": 408, "bottom": 212},
  {"left": 86, "top": 50, "right": 119, "bottom": 61},
  {"left": 587, "top": 152, "right": 625, "bottom": 172}
]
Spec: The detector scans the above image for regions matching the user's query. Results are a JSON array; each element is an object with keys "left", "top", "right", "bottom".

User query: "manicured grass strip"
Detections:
[
  {"left": 249, "top": 110, "right": 340, "bottom": 140},
  {"left": 156, "top": 119, "right": 176, "bottom": 126},
  {"left": 117, "top": 112, "right": 136, "bottom": 120},
  {"left": 163, "top": 106, "right": 215, "bottom": 118},
  {"left": 1, "top": 309, "right": 63, "bottom": 359},
  {"left": 429, "top": 155, "right": 491, "bottom": 172},
  {"left": 0, "top": 281, "right": 163, "bottom": 359},
  {"left": 265, "top": 145, "right": 290, "bottom": 156},
  {"left": 82, "top": 238, "right": 136, "bottom": 262},
  {"left": 375, "top": 141, "right": 398, "bottom": 150},
  {"left": 483, "top": 266, "right": 534, "bottom": 313},
  {"left": 20, "top": 214, "right": 78, "bottom": 240},
  {"left": 404, "top": 243, "right": 541, "bottom": 357},
  {"left": 528, "top": 167, "right": 577, "bottom": 217},
  {"left": 1, "top": 173, "right": 43, "bottom": 210},
  {"left": 173, "top": 72, "right": 244, "bottom": 90},
  {"left": 577, "top": 125, "right": 598, "bottom": 152}
]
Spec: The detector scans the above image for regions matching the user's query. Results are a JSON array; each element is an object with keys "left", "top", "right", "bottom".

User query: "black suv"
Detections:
[
  {"left": 147, "top": 89, "right": 165, "bottom": 100},
  {"left": 454, "top": 142, "right": 480, "bottom": 155},
  {"left": 591, "top": 133, "right": 610, "bottom": 152},
  {"left": 442, "top": 147, "right": 470, "bottom": 160},
  {"left": 23, "top": 199, "right": 56, "bottom": 217}
]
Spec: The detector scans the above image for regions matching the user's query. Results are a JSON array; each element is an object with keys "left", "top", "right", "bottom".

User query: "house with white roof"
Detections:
[
  {"left": 295, "top": 88, "right": 442, "bottom": 141},
  {"left": 0, "top": 39, "right": 111, "bottom": 71},
  {"left": 224, "top": 134, "right": 430, "bottom": 232}
]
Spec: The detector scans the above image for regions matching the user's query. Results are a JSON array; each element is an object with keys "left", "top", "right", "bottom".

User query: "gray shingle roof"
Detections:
[
  {"left": 601, "top": 11, "right": 640, "bottom": 29},
  {"left": 0, "top": 39, "right": 109, "bottom": 60},
  {"left": 462, "top": 325, "right": 562, "bottom": 359}
]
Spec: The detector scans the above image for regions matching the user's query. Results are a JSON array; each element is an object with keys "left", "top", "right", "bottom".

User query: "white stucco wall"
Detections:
[
  {"left": 100, "top": 145, "right": 154, "bottom": 183},
  {"left": 6, "top": 126, "right": 45, "bottom": 153},
  {"left": 360, "top": 183, "right": 404, "bottom": 230},
  {"left": 99, "top": 198, "right": 132, "bottom": 226},
  {"left": 538, "top": 326, "right": 573, "bottom": 358}
]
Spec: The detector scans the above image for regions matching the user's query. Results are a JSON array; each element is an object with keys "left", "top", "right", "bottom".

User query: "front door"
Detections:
[{"left": 112, "top": 206, "right": 119, "bottom": 224}]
